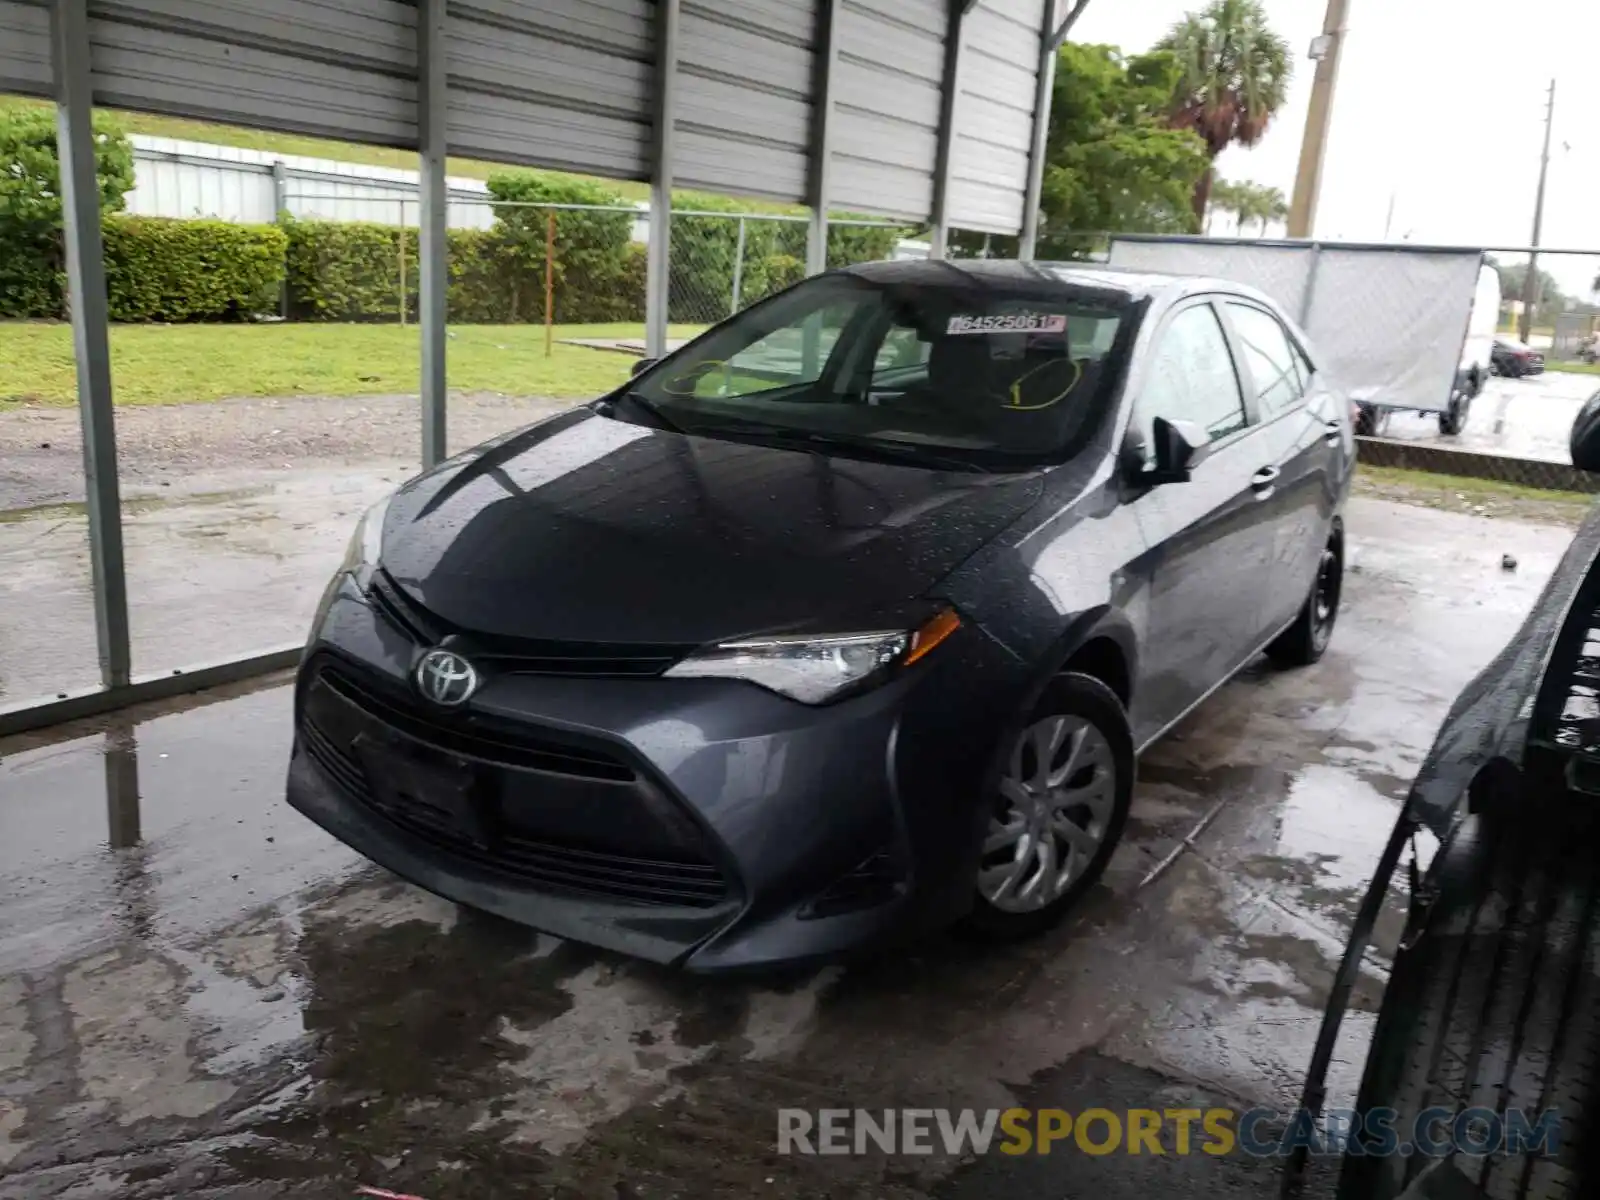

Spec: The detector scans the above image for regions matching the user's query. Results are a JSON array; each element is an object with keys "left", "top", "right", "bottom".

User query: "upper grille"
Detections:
[
  {"left": 369, "top": 570, "right": 688, "bottom": 678},
  {"left": 319, "top": 661, "right": 634, "bottom": 782}
]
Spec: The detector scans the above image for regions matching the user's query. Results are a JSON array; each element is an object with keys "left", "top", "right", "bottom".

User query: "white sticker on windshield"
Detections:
[{"left": 946, "top": 313, "right": 1067, "bottom": 336}]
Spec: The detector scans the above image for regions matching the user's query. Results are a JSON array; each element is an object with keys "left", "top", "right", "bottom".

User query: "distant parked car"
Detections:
[
  {"left": 1436, "top": 265, "right": 1503, "bottom": 435},
  {"left": 287, "top": 261, "right": 1354, "bottom": 971},
  {"left": 1491, "top": 335, "right": 1546, "bottom": 378}
]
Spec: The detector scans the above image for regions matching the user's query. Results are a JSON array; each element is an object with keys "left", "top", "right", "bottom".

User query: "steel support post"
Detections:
[
  {"left": 645, "top": 0, "right": 681, "bottom": 359},
  {"left": 928, "top": 0, "right": 968, "bottom": 260},
  {"left": 52, "top": 0, "right": 131, "bottom": 689},
  {"left": 418, "top": 0, "right": 449, "bottom": 467}
]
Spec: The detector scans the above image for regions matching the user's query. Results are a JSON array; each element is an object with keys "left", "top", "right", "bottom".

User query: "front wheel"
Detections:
[
  {"left": 1268, "top": 529, "right": 1343, "bottom": 667},
  {"left": 960, "top": 673, "right": 1133, "bottom": 941}
]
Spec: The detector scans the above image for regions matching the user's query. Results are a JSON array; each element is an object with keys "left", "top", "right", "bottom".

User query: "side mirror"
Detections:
[
  {"left": 629, "top": 356, "right": 658, "bottom": 378},
  {"left": 1573, "top": 390, "right": 1600, "bottom": 473},
  {"left": 1125, "top": 416, "right": 1210, "bottom": 485}
]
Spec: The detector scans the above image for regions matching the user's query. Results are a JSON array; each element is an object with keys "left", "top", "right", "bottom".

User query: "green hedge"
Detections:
[
  {"left": 0, "top": 107, "right": 134, "bottom": 318},
  {"left": 0, "top": 148, "right": 904, "bottom": 325},
  {"left": 103, "top": 216, "right": 286, "bottom": 322}
]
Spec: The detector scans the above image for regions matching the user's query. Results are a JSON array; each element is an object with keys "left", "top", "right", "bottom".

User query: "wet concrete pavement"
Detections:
[
  {"left": 1378, "top": 369, "right": 1597, "bottom": 461},
  {"left": 0, "top": 496, "right": 1580, "bottom": 1199},
  {"left": 0, "top": 396, "right": 571, "bottom": 706}
]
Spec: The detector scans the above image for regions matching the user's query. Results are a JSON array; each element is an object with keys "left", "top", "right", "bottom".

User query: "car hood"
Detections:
[{"left": 378, "top": 409, "right": 1044, "bottom": 645}]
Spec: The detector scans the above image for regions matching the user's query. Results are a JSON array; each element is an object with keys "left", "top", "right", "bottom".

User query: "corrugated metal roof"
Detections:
[
  {"left": 0, "top": 0, "right": 52, "bottom": 96},
  {"left": 0, "top": 0, "right": 1049, "bottom": 232},
  {"left": 948, "top": 0, "right": 1045, "bottom": 233}
]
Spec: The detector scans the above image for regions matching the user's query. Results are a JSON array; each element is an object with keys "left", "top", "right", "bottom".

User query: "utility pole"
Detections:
[
  {"left": 1287, "top": 0, "right": 1351, "bottom": 238},
  {"left": 1519, "top": 78, "right": 1557, "bottom": 344}
]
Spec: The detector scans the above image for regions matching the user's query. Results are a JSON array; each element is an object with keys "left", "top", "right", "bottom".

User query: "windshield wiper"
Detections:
[{"left": 604, "top": 389, "right": 685, "bottom": 434}]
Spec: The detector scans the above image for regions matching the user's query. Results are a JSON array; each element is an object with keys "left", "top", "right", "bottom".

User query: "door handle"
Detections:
[
  {"left": 1323, "top": 419, "right": 1342, "bottom": 445},
  {"left": 1251, "top": 466, "right": 1281, "bottom": 497}
]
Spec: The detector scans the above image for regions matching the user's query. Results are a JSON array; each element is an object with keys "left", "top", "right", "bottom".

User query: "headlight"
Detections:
[
  {"left": 664, "top": 609, "right": 961, "bottom": 704},
  {"left": 339, "top": 496, "right": 390, "bottom": 586}
]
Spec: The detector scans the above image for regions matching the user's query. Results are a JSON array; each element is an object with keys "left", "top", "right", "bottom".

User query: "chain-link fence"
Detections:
[
  {"left": 1553, "top": 312, "right": 1598, "bottom": 362},
  {"left": 279, "top": 193, "right": 915, "bottom": 337}
]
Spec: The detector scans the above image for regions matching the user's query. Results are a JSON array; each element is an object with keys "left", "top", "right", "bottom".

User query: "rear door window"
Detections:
[
  {"left": 1224, "top": 302, "right": 1307, "bottom": 420},
  {"left": 1132, "top": 303, "right": 1249, "bottom": 464}
]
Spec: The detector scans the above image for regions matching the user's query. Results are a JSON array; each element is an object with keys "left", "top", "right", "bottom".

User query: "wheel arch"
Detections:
[{"left": 1019, "top": 607, "right": 1139, "bottom": 720}]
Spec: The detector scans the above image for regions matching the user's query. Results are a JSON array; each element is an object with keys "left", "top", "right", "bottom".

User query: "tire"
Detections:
[
  {"left": 1439, "top": 384, "right": 1471, "bottom": 436},
  {"left": 1337, "top": 813, "right": 1600, "bottom": 1200},
  {"left": 1355, "top": 406, "right": 1379, "bottom": 437},
  {"left": 1267, "top": 526, "right": 1343, "bottom": 667},
  {"left": 960, "top": 672, "right": 1133, "bottom": 941}
]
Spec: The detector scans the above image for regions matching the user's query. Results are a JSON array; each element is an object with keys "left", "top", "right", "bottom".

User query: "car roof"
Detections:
[{"left": 840, "top": 257, "right": 1269, "bottom": 309}]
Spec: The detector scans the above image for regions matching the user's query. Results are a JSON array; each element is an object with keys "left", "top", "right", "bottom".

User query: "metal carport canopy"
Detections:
[
  {"left": 0, "top": 0, "right": 1058, "bottom": 732},
  {"left": 0, "top": 0, "right": 1050, "bottom": 232}
]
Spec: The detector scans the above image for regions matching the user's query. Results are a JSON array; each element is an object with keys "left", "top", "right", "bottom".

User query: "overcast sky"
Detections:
[{"left": 1071, "top": 0, "right": 1600, "bottom": 293}]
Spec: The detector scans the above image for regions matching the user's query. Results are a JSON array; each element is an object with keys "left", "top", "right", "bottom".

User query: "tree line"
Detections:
[{"left": 1009, "top": 0, "right": 1293, "bottom": 260}]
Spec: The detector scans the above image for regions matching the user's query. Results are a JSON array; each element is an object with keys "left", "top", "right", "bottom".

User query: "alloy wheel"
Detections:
[{"left": 979, "top": 714, "right": 1118, "bottom": 913}]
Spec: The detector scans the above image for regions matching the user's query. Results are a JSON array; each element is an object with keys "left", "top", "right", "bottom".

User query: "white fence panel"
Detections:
[{"left": 125, "top": 135, "right": 498, "bottom": 229}]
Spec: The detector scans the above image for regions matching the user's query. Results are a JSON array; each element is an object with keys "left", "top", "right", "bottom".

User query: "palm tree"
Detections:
[
  {"left": 1158, "top": 0, "right": 1292, "bottom": 222},
  {"left": 1250, "top": 184, "right": 1288, "bottom": 236},
  {"left": 1207, "top": 179, "right": 1245, "bottom": 234}
]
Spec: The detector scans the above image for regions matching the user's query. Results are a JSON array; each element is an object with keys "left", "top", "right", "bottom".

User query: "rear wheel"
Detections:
[
  {"left": 961, "top": 673, "right": 1133, "bottom": 941},
  {"left": 1268, "top": 528, "right": 1343, "bottom": 667},
  {"left": 1439, "top": 382, "right": 1471, "bottom": 435}
]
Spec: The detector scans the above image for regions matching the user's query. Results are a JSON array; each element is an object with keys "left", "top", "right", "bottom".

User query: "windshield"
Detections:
[{"left": 619, "top": 273, "right": 1136, "bottom": 472}]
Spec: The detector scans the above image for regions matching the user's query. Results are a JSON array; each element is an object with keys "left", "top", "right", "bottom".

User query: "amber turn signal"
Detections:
[{"left": 905, "top": 608, "right": 962, "bottom": 666}]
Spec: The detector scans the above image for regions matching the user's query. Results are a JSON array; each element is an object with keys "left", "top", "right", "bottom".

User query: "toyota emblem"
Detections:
[{"left": 415, "top": 648, "right": 480, "bottom": 707}]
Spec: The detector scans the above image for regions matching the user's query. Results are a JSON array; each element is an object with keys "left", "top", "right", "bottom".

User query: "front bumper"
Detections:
[{"left": 286, "top": 577, "right": 1024, "bottom": 971}]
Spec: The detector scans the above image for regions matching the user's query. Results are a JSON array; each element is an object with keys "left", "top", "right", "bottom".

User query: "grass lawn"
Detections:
[
  {"left": 0, "top": 321, "right": 708, "bottom": 409},
  {"left": 1355, "top": 463, "right": 1594, "bottom": 526},
  {"left": 1549, "top": 360, "right": 1600, "bottom": 376}
]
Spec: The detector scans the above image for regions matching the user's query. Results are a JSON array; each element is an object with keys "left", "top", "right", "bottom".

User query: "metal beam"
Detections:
[
  {"left": 1019, "top": 0, "right": 1057, "bottom": 261},
  {"left": 52, "top": 0, "right": 131, "bottom": 690},
  {"left": 0, "top": 647, "right": 300, "bottom": 739},
  {"left": 805, "top": 0, "right": 841, "bottom": 277},
  {"left": 645, "top": 0, "right": 681, "bottom": 359},
  {"left": 417, "top": 0, "right": 449, "bottom": 468},
  {"left": 928, "top": 0, "right": 967, "bottom": 260}
]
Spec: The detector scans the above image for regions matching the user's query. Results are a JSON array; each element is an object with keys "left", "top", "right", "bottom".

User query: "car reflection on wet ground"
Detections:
[{"left": 0, "top": 495, "right": 1581, "bottom": 1200}]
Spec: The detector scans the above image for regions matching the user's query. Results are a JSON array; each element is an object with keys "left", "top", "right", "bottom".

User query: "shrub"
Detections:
[
  {"left": 102, "top": 216, "right": 285, "bottom": 321},
  {"left": 284, "top": 218, "right": 413, "bottom": 322},
  {"left": 0, "top": 105, "right": 134, "bottom": 318},
  {"left": 486, "top": 172, "right": 637, "bottom": 322}
]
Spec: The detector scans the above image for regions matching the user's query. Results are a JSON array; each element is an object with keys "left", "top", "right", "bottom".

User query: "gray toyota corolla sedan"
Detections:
[{"left": 287, "top": 261, "right": 1353, "bottom": 971}]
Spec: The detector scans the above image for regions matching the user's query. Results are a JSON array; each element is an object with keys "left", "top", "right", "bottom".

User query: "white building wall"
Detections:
[{"left": 125, "top": 134, "right": 499, "bottom": 229}]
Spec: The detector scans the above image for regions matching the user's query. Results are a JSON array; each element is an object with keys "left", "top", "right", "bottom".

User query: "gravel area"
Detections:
[{"left": 0, "top": 391, "right": 577, "bottom": 510}]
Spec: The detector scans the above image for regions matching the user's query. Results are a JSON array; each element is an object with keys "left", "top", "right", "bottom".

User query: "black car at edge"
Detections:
[{"left": 286, "top": 260, "right": 1354, "bottom": 971}]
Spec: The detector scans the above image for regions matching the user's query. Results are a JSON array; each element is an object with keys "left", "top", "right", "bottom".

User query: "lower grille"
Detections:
[{"left": 303, "top": 714, "right": 729, "bottom": 908}]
